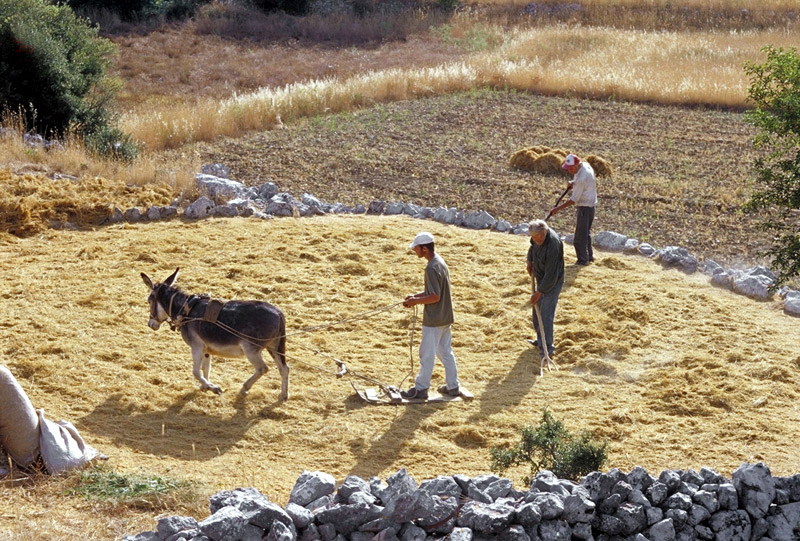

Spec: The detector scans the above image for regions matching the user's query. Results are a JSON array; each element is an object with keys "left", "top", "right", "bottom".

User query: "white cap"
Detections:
[
  {"left": 409, "top": 231, "right": 434, "bottom": 249},
  {"left": 562, "top": 153, "right": 579, "bottom": 169}
]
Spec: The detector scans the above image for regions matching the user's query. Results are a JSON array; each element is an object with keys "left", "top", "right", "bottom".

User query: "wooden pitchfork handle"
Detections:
[
  {"left": 532, "top": 275, "right": 558, "bottom": 376},
  {"left": 545, "top": 186, "right": 571, "bottom": 221}
]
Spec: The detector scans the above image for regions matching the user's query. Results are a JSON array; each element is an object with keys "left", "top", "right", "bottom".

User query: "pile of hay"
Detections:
[
  {"left": 0, "top": 169, "right": 176, "bottom": 237},
  {"left": 510, "top": 146, "right": 612, "bottom": 177}
]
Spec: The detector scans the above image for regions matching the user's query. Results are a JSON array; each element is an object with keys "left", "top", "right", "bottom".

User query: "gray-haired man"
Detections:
[{"left": 527, "top": 219, "right": 565, "bottom": 360}]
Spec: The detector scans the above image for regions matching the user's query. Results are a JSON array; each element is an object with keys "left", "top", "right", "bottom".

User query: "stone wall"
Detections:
[{"left": 122, "top": 462, "right": 800, "bottom": 541}]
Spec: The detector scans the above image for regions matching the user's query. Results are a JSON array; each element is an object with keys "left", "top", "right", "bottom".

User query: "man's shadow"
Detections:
[
  {"left": 345, "top": 397, "right": 442, "bottom": 480},
  {"left": 467, "top": 347, "right": 541, "bottom": 425},
  {"left": 79, "top": 391, "right": 285, "bottom": 460}
]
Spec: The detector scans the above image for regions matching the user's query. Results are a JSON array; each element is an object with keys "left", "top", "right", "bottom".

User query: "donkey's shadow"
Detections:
[{"left": 80, "top": 391, "right": 257, "bottom": 460}]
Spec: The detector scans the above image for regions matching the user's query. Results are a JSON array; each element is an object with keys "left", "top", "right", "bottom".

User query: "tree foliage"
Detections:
[
  {"left": 744, "top": 46, "right": 800, "bottom": 283},
  {"left": 0, "top": 0, "right": 138, "bottom": 159},
  {"left": 0, "top": 0, "right": 119, "bottom": 136},
  {"left": 64, "top": 0, "right": 206, "bottom": 22},
  {"left": 489, "top": 408, "right": 607, "bottom": 484}
]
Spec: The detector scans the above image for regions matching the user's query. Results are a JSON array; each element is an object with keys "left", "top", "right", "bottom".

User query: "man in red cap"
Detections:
[{"left": 549, "top": 153, "right": 597, "bottom": 265}]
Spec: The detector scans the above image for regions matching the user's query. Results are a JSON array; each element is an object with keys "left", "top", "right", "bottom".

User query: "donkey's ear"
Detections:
[
  {"left": 164, "top": 267, "right": 179, "bottom": 287},
  {"left": 141, "top": 273, "right": 154, "bottom": 290}
]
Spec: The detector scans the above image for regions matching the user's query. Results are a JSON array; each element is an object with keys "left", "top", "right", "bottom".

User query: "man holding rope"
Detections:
[
  {"left": 401, "top": 231, "right": 460, "bottom": 400},
  {"left": 527, "top": 219, "right": 565, "bottom": 362}
]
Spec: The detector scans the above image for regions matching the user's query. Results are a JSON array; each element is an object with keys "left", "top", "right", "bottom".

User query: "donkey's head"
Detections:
[{"left": 141, "top": 268, "right": 179, "bottom": 331}]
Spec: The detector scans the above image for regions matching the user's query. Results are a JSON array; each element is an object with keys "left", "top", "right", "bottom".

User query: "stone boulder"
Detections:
[
  {"left": 594, "top": 231, "right": 628, "bottom": 252},
  {"left": 654, "top": 246, "right": 698, "bottom": 273}
]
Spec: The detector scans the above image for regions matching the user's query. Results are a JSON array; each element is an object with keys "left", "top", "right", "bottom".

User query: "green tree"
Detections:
[
  {"left": 0, "top": 0, "right": 119, "bottom": 138},
  {"left": 744, "top": 46, "right": 800, "bottom": 283},
  {"left": 489, "top": 408, "right": 607, "bottom": 484}
]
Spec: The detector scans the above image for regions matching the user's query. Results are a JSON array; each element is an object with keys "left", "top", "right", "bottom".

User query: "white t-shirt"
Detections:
[{"left": 570, "top": 162, "right": 597, "bottom": 207}]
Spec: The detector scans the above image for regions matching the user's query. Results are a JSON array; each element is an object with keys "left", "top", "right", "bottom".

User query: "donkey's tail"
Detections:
[{"left": 278, "top": 312, "right": 287, "bottom": 366}]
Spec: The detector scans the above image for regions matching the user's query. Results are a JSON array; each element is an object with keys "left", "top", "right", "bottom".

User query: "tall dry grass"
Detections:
[
  {"left": 0, "top": 110, "right": 197, "bottom": 189},
  {"left": 122, "top": 25, "right": 797, "bottom": 151},
  {"left": 4, "top": 2, "right": 799, "bottom": 182}
]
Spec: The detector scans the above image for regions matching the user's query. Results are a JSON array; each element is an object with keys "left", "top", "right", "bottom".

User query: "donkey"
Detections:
[{"left": 141, "top": 268, "right": 289, "bottom": 401}]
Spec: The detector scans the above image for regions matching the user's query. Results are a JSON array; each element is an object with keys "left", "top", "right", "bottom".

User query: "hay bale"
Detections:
[
  {"left": 509, "top": 148, "right": 539, "bottom": 170},
  {"left": 511, "top": 145, "right": 613, "bottom": 178},
  {"left": 510, "top": 146, "right": 573, "bottom": 175},
  {"left": 585, "top": 155, "right": 613, "bottom": 177},
  {"left": 531, "top": 152, "right": 565, "bottom": 174}
]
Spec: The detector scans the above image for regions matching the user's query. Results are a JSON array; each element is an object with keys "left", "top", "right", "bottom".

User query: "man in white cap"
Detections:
[
  {"left": 549, "top": 153, "right": 597, "bottom": 265},
  {"left": 401, "top": 231, "right": 460, "bottom": 400}
]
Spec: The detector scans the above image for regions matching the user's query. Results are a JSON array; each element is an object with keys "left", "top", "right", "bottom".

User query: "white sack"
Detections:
[
  {"left": 38, "top": 409, "right": 100, "bottom": 474},
  {"left": 0, "top": 364, "right": 40, "bottom": 466}
]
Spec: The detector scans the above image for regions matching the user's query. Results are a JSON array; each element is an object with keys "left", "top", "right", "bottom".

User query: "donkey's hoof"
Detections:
[{"left": 239, "top": 387, "right": 249, "bottom": 396}]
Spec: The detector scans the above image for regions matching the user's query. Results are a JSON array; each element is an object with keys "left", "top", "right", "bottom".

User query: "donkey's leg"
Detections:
[
  {"left": 191, "top": 344, "right": 223, "bottom": 395},
  {"left": 240, "top": 345, "right": 268, "bottom": 396},
  {"left": 201, "top": 353, "right": 211, "bottom": 380},
  {"left": 269, "top": 347, "right": 289, "bottom": 402}
]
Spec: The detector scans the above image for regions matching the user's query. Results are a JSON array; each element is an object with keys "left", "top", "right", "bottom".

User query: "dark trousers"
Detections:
[{"left": 574, "top": 206, "right": 595, "bottom": 264}]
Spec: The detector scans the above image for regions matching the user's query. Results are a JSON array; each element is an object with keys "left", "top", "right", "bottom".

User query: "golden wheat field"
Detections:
[{"left": 1, "top": 214, "right": 799, "bottom": 539}]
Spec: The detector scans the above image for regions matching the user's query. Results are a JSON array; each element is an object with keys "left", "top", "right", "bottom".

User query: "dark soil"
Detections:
[{"left": 193, "top": 90, "right": 767, "bottom": 269}]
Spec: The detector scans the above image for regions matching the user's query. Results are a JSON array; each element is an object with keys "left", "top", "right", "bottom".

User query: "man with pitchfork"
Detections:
[
  {"left": 527, "top": 219, "right": 565, "bottom": 364},
  {"left": 549, "top": 153, "right": 597, "bottom": 266}
]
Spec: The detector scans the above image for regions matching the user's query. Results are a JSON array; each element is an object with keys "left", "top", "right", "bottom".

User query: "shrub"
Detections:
[
  {"left": 247, "top": 0, "right": 311, "bottom": 15},
  {"left": 0, "top": 0, "right": 116, "bottom": 137},
  {"left": 744, "top": 46, "right": 800, "bottom": 284},
  {"left": 489, "top": 408, "right": 607, "bottom": 483},
  {"left": 0, "top": 0, "right": 138, "bottom": 160},
  {"left": 436, "top": 0, "right": 458, "bottom": 12},
  {"left": 85, "top": 125, "right": 140, "bottom": 164},
  {"left": 65, "top": 0, "right": 206, "bottom": 22}
]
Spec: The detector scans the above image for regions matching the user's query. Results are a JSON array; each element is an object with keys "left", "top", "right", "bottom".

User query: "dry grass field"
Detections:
[
  {"left": 1, "top": 215, "right": 800, "bottom": 540},
  {"left": 2, "top": 1, "right": 800, "bottom": 539}
]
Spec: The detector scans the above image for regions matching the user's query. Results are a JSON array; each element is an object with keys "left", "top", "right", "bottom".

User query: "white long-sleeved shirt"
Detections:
[{"left": 570, "top": 162, "right": 597, "bottom": 207}]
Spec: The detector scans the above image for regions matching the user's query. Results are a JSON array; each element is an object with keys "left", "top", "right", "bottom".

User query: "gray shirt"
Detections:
[
  {"left": 423, "top": 254, "right": 454, "bottom": 327},
  {"left": 526, "top": 228, "right": 565, "bottom": 295}
]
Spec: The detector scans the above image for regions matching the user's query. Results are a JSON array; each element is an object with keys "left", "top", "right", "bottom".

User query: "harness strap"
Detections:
[{"left": 203, "top": 299, "right": 225, "bottom": 324}]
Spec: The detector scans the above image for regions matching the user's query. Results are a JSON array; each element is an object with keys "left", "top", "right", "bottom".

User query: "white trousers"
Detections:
[{"left": 415, "top": 325, "right": 460, "bottom": 391}]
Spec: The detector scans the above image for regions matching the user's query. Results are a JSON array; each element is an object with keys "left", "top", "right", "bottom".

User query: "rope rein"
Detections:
[{"left": 157, "top": 288, "right": 414, "bottom": 389}]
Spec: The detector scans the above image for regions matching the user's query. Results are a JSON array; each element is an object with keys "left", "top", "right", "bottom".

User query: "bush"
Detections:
[
  {"left": 85, "top": 125, "right": 140, "bottom": 164},
  {"left": 436, "top": 0, "right": 459, "bottom": 12},
  {"left": 65, "top": 0, "right": 206, "bottom": 22},
  {"left": 247, "top": 0, "right": 311, "bottom": 15},
  {"left": 0, "top": 0, "right": 138, "bottom": 160},
  {"left": 489, "top": 408, "right": 607, "bottom": 483},
  {"left": 744, "top": 46, "right": 800, "bottom": 284},
  {"left": 0, "top": 0, "right": 116, "bottom": 136}
]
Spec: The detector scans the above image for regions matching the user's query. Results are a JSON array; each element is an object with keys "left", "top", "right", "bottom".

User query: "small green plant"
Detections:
[
  {"left": 490, "top": 408, "right": 608, "bottom": 483},
  {"left": 67, "top": 465, "right": 197, "bottom": 510}
]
